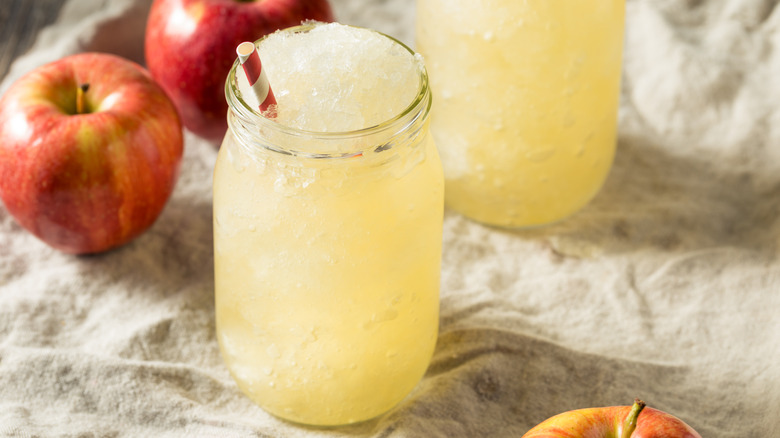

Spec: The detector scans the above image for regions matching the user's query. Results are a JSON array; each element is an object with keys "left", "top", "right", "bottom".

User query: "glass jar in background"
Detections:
[
  {"left": 417, "top": 0, "right": 625, "bottom": 227},
  {"left": 213, "top": 24, "right": 443, "bottom": 426}
]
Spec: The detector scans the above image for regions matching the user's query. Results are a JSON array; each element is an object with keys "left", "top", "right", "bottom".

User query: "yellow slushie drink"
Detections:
[
  {"left": 214, "top": 23, "right": 443, "bottom": 426},
  {"left": 417, "top": 0, "right": 625, "bottom": 227}
]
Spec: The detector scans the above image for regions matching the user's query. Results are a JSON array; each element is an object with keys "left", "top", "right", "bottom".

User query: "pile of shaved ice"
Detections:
[{"left": 237, "top": 22, "right": 423, "bottom": 133}]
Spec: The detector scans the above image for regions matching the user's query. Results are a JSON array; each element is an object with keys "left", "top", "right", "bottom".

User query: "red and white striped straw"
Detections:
[{"left": 236, "top": 41, "right": 277, "bottom": 116}]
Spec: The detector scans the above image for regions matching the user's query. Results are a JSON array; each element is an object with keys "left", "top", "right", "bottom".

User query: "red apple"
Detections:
[
  {"left": 0, "top": 53, "right": 183, "bottom": 254},
  {"left": 522, "top": 399, "right": 702, "bottom": 438},
  {"left": 144, "top": 0, "right": 334, "bottom": 143}
]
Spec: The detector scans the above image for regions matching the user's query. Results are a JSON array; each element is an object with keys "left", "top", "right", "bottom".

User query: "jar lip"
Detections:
[{"left": 225, "top": 23, "right": 431, "bottom": 149}]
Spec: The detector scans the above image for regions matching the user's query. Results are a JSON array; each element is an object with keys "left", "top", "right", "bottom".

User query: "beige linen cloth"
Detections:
[{"left": 2, "top": 0, "right": 779, "bottom": 436}]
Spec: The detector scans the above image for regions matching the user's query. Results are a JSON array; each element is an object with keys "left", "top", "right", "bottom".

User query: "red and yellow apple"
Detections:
[
  {"left": 0, "top": 53, "right": 183, "bottom": 254},
  {"left": 522, "top": 399, "right": 702, "bottom": 438},
  {"left": 144, "top": 0, "right": 334, "bottom": 143}
]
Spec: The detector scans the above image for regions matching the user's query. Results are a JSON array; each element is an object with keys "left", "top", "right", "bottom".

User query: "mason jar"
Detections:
[
  {"left": 213, "top": 24, "right": 443, "bottom": 426},
  {"left": 417, "top": 0, "right": 625, "bottom": 227}
]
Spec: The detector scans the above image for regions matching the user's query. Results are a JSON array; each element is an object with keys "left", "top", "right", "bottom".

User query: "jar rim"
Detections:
[{"left": 225, "top": 23, "right": 431, "bottom": 158}]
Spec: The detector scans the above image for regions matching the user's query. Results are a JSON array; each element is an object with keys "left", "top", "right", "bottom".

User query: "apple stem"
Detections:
[
  {"left": 620, "top": 399, "right": 647, "bottom": 438},
  {"left": 76, "top": 83, "right": 90, "bottom": 114}
]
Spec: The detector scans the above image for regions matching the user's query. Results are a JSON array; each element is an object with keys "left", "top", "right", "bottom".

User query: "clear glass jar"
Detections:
[
  {"left": 213, "top": 25, "right": 443, "bottom": 426},
  {"left": 417, "top": 0, "right": 626, "bottom": 227}
]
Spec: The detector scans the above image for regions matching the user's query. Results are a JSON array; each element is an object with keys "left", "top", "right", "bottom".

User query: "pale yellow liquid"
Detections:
[
  {"left": 214, "top": 130, "right": 443, "bottom": 425},
  {"left": 417, "top": 0, "right": 625, "bottom": 227}
]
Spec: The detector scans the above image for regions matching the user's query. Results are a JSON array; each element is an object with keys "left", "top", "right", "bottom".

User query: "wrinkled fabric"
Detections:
[{"left": 1, "top": 0, "right": 778, "bottom": 436}]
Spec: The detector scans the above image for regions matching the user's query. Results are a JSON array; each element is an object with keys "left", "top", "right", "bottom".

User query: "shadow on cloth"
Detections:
[
  {"left": 496, "top": 131, "right": 780, "bottom": 257},
  {"left": 72, "top": 192, "right": 214, "bottom": 298},
  {"left": 361, "top": 328, "right": 723, "bottom": 437}
]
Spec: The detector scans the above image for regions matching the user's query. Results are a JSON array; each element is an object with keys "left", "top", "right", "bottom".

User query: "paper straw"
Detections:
[{"left": 236, "top": 41, "right": 277, "bottom": 116}]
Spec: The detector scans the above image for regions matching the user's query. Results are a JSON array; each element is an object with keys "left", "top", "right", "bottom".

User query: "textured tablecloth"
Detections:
[{"left": 1, "top": 0, "right": 779, "bottom": 436}]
